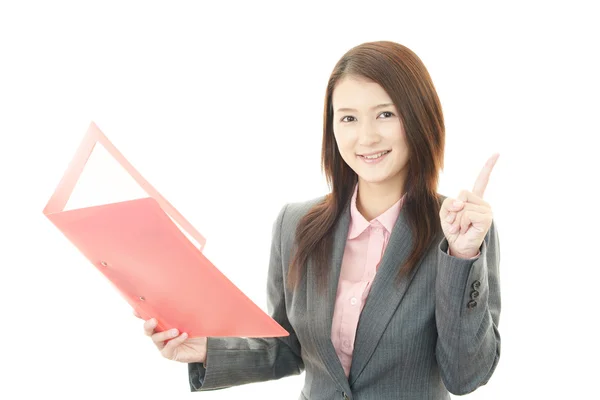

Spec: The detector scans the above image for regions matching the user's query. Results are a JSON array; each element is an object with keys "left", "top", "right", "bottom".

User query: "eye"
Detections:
[
  {"left": 341, "top": 116, "right": 356, "bottom": 123},
  {"left": 379, "top": 111, "right": 395, "bottom": 119}
]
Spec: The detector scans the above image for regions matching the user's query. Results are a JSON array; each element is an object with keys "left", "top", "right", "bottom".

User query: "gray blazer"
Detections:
[{"left": 188, "top": 193, "right": 501, "bottom": 399}]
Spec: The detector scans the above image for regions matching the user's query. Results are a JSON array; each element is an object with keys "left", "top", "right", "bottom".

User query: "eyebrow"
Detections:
[{"left": 335, "top": 103, "right": 395, "bottom": 113}]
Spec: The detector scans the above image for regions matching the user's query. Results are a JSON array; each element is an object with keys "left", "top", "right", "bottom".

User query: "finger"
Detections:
[
  {"left": 440, "top": 197, "right": 465, "bottom": 221},
  {"left": 472, "top": 153, "right": 500, "bottom": 198},
  {"left": 441, "top": 197, "right": 469, "bottom": 226},
  {"left": 162, "top": 332, "right": 189, "bottom": 359},
  {"left": 143, "top": 318, "right": 158, "bottom": 336},
  {"left": 458, "top": 210, "right": 492, "bottom": 234},
  {"left": 152, "top": 328, "right": 181, "bottom": 345},
  {"left": 452, "top": 204, "right": 490, "bottom": 233},
  {"left": 456, "top": 189, "right": 490, "bottom": 208},
  {"left": 449, "top": 203, "right": 487, "bottom": 227},
  {"left": 459, "top": 202, "right": 489, "bottom": 215},
  {"left": 459, "top": 210, "right": 472, "bottom": 234},
  {"left": 445, "top": 210, "right": 457, "bottom": 224},
  {"left": 451, "top": 210, "right": 472, "bottom": 235}
]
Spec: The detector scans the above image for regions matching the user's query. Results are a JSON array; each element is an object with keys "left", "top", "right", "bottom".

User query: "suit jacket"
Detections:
[{"left": 188, "top": 193, "right": 501, "bottom": 399}]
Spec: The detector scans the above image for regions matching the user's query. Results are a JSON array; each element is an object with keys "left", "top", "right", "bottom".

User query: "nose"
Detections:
[{"left": 357, "top": 121, "right": 380, "bottom": 146}]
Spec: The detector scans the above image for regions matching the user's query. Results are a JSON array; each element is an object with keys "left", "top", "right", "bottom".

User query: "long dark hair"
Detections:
[{"left": 287, "top": 41, "right": 445, "bottom": 292}]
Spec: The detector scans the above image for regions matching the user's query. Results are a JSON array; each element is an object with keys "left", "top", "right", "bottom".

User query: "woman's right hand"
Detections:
[{"left": 134, "top": 310, "right": 208, "bottom": 364}]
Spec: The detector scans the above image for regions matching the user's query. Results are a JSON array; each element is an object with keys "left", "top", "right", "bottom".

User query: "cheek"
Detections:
[
  {"left": 335, "top": 141, "right": 359, "bottom": 168},
  {"left": 385, "top": 130, "right": 408, "bottom": 152},
  {"left": 381, "top": 121, "right": 404, "bottom": 140},
  {"left": 333, "top": 132, "right": 354, "bottom": 155},
  {"left": 336, "top": 143, "right": 355, "bottom": 163}
]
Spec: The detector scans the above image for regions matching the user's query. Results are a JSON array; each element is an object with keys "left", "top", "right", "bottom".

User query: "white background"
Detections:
[{"left": 1, "top": 1, "right": 598, "bottom": 399}]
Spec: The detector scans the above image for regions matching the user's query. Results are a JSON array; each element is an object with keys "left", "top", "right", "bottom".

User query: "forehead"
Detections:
[{"left": 332, "top": 75, "right": 392, "bottom": 108}]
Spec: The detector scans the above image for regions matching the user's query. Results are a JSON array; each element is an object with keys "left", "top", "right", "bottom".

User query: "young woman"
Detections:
[{"left": 138, "top": 40, "right": 501, "bottom": 400}]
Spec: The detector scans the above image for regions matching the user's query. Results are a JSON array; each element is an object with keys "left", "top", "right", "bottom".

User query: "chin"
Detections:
[{"left": 357, "top": 174, "right": 393, "bottom": 185}]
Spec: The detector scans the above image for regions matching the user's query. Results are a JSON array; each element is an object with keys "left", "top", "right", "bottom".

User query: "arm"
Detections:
[
  {"left": 188, "top": 204, "right": 304, "bottom": 391},
  {"left": 435, "top": 218, "right": 501, "bottom": 395}
]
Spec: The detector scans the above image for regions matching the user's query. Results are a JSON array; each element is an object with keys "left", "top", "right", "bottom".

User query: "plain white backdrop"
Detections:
[{"left": 1, "top": 1, "right": 598, "bottom": 399}]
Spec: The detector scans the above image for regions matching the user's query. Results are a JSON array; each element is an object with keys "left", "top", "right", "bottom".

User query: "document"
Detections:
[{"left": 43, "top": 121, "right": 289, "bottom": 338}]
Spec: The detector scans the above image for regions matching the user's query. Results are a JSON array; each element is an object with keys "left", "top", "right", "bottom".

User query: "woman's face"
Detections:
[{"left": 332, "top": 75, "right": 409, "bottom": 191}]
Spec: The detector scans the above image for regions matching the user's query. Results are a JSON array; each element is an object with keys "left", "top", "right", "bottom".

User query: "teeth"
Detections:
[{"left": 363, "top": 150, "right": 389, "bottom": 159}]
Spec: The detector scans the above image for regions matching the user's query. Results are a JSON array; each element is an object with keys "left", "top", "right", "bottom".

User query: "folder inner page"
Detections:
[
  {"left": 63, "top": 139, "right": 204, "bottom": 252},
  {"left": 64, "top": 142, "right": 150, "bottom": 211}
]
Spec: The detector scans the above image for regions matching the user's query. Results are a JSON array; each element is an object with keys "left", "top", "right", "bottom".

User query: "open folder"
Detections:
[{"left": 42, "top": 121, "right": 288, "bottom": 338}]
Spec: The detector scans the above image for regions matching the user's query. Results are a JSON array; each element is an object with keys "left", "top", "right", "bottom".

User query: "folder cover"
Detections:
[{"left": 43, "top": 121, "right": 288, "bottom": 338}]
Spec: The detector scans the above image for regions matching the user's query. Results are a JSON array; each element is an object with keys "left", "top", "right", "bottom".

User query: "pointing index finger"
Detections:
[{"left": 472, "top": 153, "right": 500, "bottom": 198}]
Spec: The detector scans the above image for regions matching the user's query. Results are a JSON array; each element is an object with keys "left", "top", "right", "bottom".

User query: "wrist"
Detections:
[{"left": 448, "top": 246, "right": 478, "bottom": 259}]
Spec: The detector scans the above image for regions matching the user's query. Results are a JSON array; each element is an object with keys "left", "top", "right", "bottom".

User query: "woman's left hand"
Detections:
[{"left": 440, "top": 153, "right": 500, "bottom": 259}]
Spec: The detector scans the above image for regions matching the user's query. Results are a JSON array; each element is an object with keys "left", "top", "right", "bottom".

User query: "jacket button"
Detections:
[
  {"left": 342, "top": 392, "right": 350, "bottom": 400},
  {"left": 467, "top": 300, "right": 477, "bottom": 309},
  {"left": 472, "top": 280, "right": 481, "bottom": 290},
  {"left": 470, "top": 290, "right": 480, "bottom": 299}
]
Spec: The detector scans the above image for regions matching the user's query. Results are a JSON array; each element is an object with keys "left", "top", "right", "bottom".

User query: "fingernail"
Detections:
[
  {"left": 181, "top": 332, "right": 188, "bottom": 339},
  {"left": 170, "top": 329, "right": 178, "bottom": 337},
  {"left": 453, "top": 200, "right": 463, "bottom": 207}
]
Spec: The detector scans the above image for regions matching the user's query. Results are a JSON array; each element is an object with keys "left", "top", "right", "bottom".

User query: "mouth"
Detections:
[{"left": 357, "top": 150, "right": 391, "bottom": 160}]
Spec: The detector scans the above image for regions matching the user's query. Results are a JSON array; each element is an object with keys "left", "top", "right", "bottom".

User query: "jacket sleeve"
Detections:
[
  {"left": 188, "top": 203, "right": 305, "bottom": 391},
  {"left": 435, "top": 218, "right": 501, "bottom": 395}
]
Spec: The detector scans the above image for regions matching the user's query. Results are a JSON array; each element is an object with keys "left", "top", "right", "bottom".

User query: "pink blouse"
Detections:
[{"left": 330, "top": 185, "right": 479, "bottom": 377}]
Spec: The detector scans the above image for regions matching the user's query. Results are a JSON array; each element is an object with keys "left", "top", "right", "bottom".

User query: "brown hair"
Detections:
[{"left": 287, "top": 41, "right": 445, "bottom": 292}]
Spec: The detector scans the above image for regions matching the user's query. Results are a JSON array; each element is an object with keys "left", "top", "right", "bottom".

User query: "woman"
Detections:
[{"left": 138, "top": 40, "right": 501, "bottom": 399}]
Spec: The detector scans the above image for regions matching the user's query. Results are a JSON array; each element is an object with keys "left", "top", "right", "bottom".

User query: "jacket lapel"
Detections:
[
  {"left": 348, "top": 202, "right": 422, "bottom": 385},
  {"left": 306, "top": 196, "right": 425, "bottom": 391},
  {"left": 306, "top": 199, "right": 352, "bottom": 394}
]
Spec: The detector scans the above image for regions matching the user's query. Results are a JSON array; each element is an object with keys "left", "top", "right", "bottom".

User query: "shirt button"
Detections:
[{"left": 350, "top": 297, "right": 357, "bottom": 305}]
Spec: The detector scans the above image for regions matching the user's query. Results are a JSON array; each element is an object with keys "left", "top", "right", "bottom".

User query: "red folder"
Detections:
[{"left": 43, "top": 121, "right": 288, "bottom": 338}]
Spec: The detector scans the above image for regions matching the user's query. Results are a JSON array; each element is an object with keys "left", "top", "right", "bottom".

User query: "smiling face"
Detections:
[{"left": 332, "top": 75, "right": 410, "bottom": 194}]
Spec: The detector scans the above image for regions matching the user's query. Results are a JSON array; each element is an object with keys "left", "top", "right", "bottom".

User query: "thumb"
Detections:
[
  {"left": 440, "top": 197, "right": 464, "bottom": 221},
  {"left": 162, "top": 332, "right": 189, "bottom": 361}
]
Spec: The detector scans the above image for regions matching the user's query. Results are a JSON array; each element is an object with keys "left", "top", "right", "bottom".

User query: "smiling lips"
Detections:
[
  {"left": 357, "top": 150, "right": 391, "bottom": 163},
  {"left": 360, "top": 150, "right": 390, "bottom": 158}
]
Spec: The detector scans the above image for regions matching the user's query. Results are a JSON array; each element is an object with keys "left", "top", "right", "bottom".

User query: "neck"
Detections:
[{"left": 356, "top": 178, "right": 405, "bottom": 221}]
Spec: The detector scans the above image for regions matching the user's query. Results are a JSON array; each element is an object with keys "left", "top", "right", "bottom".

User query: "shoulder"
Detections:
[
  {"left": 271, "top": 194, "right": 327, "bottom": 238},
  {"left": 280, "top": 194, "right": 326, "bottom": 228},
  {"left": 284, "top": 194, "right": 326, "bottom": 222}
]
